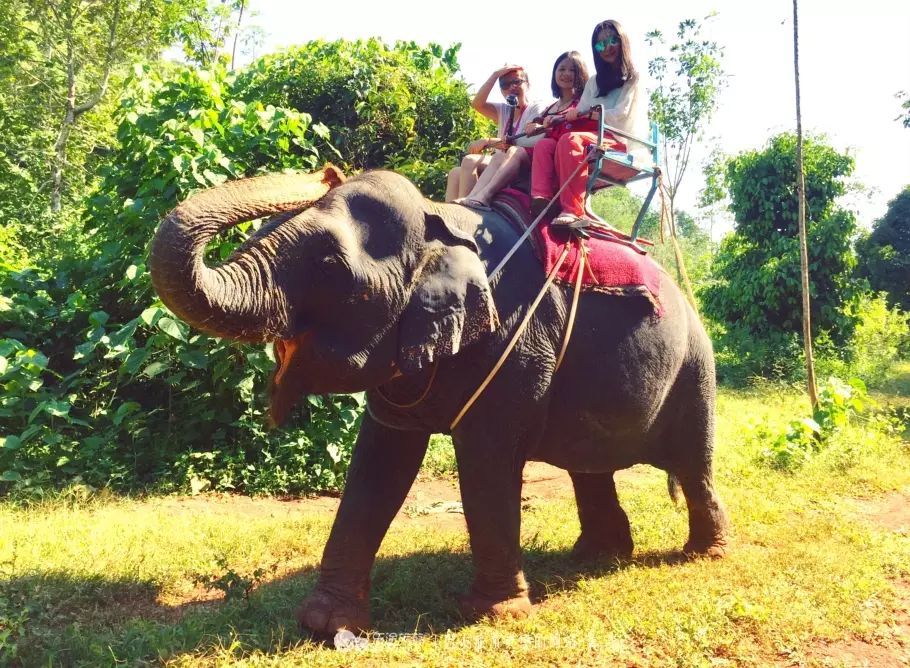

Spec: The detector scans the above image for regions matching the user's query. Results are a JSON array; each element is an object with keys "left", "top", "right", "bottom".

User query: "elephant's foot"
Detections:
[
  {"left": 683, "top": 535, "right": 728, "bottom": 559},
  {"left": 296, "top": 584, "right": 371, "bottom": 637},
  {"left": 457, "top": 572, "right": 531, "bottom": 622},
  {"left": 457, "top": 591, "right": 532, "bottom": 622},
  {"left": 571, "top": 531, "right": 633, "bottom": 562}
]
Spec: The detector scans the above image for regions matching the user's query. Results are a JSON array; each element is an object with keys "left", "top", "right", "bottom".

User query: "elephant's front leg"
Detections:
[
  {"left": 454, "top": 431, "right": 531, "bottom": 621},
  {"left": 297, "top": 413, "right": 429, "bottom": 636}
]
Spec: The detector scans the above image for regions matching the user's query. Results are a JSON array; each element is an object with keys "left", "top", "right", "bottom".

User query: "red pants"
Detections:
[{"left": 530, "top": 132, "right": 627, "bottom": 217}]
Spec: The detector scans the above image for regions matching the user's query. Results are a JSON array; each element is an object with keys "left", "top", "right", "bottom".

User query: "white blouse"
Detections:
[{"left": 576, "top": 75, "right": 651, "bottom": 166}]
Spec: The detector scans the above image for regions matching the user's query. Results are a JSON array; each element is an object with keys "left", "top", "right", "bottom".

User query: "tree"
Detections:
[
  {"left": 646, "top": 17, "right": 726, "bottom": 224},
  {"left": 792, "top": 0, "right": 818, "bottom": 407},
  {"left": 0, "top": 0, "right": 228, "bottom": 213},
  {"left": 856, "top": 186, "right": 910, "bottom": 311},
  {"left": 702, "top": 134, "right": 862, "bottom": 347},
  {"left": 176, "top": 0, "right": 263, "bottom": 69}
]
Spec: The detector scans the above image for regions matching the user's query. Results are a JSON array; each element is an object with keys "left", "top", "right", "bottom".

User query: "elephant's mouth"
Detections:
[{"left": 269, "top": 333, "right": 312, "bottom": 426}]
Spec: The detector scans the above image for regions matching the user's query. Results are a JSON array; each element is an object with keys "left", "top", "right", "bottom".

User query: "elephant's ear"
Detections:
[{"left": 397, "top": 212, "right": 499, "bottom": 374}]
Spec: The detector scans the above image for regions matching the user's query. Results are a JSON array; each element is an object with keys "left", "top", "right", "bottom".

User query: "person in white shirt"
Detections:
[
  {"left": 444, "top": 65, "right": 544, "bottom": 208},
  {"left": 549, "top": 19, "right": 648, "bottom": 225}
]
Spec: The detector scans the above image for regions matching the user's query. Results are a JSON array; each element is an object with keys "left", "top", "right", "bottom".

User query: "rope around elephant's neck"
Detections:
[{"left": 374, "top": 359, "right": 439, "bottom": 409}]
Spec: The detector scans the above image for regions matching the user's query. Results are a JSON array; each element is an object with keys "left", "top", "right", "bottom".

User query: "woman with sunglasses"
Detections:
[
  {"left": 539, "top": 20, "right": 649, "bottom": 225},
  {"left": 444, "top": 65, "right": 544, "bottom": 207}
]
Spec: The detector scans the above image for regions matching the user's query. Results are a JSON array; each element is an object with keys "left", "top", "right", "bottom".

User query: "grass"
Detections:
[{"left": 1, "top": 383, "right": 909, "bottom": 667}]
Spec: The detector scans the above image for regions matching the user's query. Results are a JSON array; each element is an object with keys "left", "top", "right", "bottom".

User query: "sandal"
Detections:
[
  {"left": 456, "top": 198, "right": 492, "bottom": 212},
  {"left": 551, "top": 212, "right": 579, "bottom": 226}
]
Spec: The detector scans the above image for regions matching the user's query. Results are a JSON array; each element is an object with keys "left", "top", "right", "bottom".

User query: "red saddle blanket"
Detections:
[{"left": 491, "top": 188, "right": 664, "bottom": 312}]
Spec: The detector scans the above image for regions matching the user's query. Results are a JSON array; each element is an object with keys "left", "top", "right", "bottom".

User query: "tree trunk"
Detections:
[
  {"left": 51, "top": 37, "right": 77, "bottom": 212},
  {"left": 50, "top": 0, "right": 121, "bottom": 212},
  {"left": 230, "top": 0, "right": 246, "bottom": 71}
]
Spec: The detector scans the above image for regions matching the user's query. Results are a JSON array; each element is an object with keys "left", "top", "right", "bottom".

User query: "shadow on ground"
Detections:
[{"left": 5, "top": 544, "right": 694, "bottom": 665}]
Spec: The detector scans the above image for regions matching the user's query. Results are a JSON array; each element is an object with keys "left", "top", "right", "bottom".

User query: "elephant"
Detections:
[{"left": 149, "top": 165, "right": 728, "bottom": 636}]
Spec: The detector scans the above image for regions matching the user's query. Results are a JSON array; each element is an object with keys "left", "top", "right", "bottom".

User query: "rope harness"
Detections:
[{"left": 449, "top": 235, "right": 587, "bottom": 431}]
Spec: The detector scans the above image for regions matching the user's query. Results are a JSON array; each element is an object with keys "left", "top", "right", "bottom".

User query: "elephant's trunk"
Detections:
[{"left": 149, "top": 166, "right": 345, "bottom": 342}]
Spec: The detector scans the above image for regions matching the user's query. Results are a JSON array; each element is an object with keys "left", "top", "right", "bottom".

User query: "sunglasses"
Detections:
[
  {"left": 499, "top": 78, "right": 524, "bottom": 89},
  {"left": 594, "top": 35, "right": 620, "bottom": 51}
]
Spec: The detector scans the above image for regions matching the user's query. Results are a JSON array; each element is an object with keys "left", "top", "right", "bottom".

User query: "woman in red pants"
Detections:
[
  {"left": 526, "top": 51, "right": 594, "bottom": 218},
  {"left": 530, "top": 19, "right": 649, "bottom": 225}
]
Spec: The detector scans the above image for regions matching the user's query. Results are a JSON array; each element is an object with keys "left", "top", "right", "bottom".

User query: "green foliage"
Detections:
[
  {"left": 174, "top": 0, "right": 263, "bottom": 68},
  {"left": 0, "top": 571, "right": 31, "bottom": 663},
  {"left": 759, "top": 377, "right": 868, "bottom": 471},
  {"left": 816, "top": 292, "right": 910, "bottom": 386},
  {"left": 0, "top": 64, "right": 361, "bottom": 497},
  {"left": 855, "top": 185, "right": 910, "bottom": 311},
  {"left": 232, "top": 39, "right": 485, "bottom": 199},
  {"left": 897, "top": 90, "right": 910, "bottom": 129},
  {"left": 194, "top": 557, "right": 278, "bottom": 604},
  {"left": 422, "top": 434, "right": 457, "bottom": 478},
  {"left": 702, "top": 134, "right": 863, "bottom": 364},
  {"left": 0, "top": 0, "right": 224, "bottom": 219}
]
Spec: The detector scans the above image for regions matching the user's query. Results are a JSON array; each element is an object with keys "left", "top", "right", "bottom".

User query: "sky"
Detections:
[{"left": 248, "top": 0, "right": 910, "bottom": 235}]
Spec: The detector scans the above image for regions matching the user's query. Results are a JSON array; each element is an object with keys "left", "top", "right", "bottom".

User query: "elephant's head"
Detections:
[{"left": 149, "top": 166, "right": 499, "bottom": 425}]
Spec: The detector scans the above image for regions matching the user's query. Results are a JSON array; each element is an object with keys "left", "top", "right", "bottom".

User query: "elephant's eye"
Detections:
[{"left": 318, "top": 253, "right": 347, "bottom": 276}]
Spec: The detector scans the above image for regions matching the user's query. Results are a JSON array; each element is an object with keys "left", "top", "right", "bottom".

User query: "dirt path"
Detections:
[{"left": 155, "top": 461, "right": 579, "bottom": 532}]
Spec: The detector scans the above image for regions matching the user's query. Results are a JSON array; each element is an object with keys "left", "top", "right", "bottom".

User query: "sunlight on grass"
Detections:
[{"left": 1, "top": 386, "right": 908, "bottom": 666}]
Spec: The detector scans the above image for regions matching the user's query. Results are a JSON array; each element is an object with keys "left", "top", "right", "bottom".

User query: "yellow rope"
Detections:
[
  {"left": 488, "top": 158, "right": 587, "bottom": 281},
  {"left": 450, "top": 243, "right": 572, "bottom": 431},
  {"left": 554, "top": 237, "right": 586, "bottom": 372}
]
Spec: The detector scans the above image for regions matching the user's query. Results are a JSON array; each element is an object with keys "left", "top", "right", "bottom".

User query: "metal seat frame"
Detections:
[{"left": 583, "top": 104, "right": 661, "bottom": 245}]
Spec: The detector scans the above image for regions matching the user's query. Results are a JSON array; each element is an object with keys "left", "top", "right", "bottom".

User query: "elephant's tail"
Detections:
[{"left": 667, "top": 474, "right": 682, "bottom": 506}]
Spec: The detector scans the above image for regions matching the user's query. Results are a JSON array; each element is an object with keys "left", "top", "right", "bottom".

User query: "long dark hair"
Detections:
[
  {"left": 591, "top": 20, "right": 638, "bottom": 97},
  {"left": 549, "top": 51, "right": 589, "bottom": 99}
]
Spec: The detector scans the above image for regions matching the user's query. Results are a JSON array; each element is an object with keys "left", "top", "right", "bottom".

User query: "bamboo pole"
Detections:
[{"left": 793, "top": 0, "right": 819, "bottom": 409}]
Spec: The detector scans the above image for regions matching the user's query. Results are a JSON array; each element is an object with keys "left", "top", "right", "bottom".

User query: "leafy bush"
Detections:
[
  {"left": 816, "top": 292, "right": 910, "bottom": 386},
  {"left": 760, "top": 377, "right": 867, "bottom": 471},
  {"left": 0, "top": 64, "right": 360, "bottom": 497},
  {"left": 232, "top": 39, "right": 490, "bottom": 199}
]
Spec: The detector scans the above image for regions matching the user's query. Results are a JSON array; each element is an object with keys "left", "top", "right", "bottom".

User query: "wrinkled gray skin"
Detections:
[{"left": 150, "top": 167, "right": 728, "bottom": 636}]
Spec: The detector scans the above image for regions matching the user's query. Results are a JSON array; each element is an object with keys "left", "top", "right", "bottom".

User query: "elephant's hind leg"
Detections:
[
  {"left": 674, "top": 468, "right": 729, "bottom": 558},
  {"left": 660, "top": 353, "right": 729, "bottom": 558},
  {"left": 569, "top": 471, "right": 634, "bottom": 561}
]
